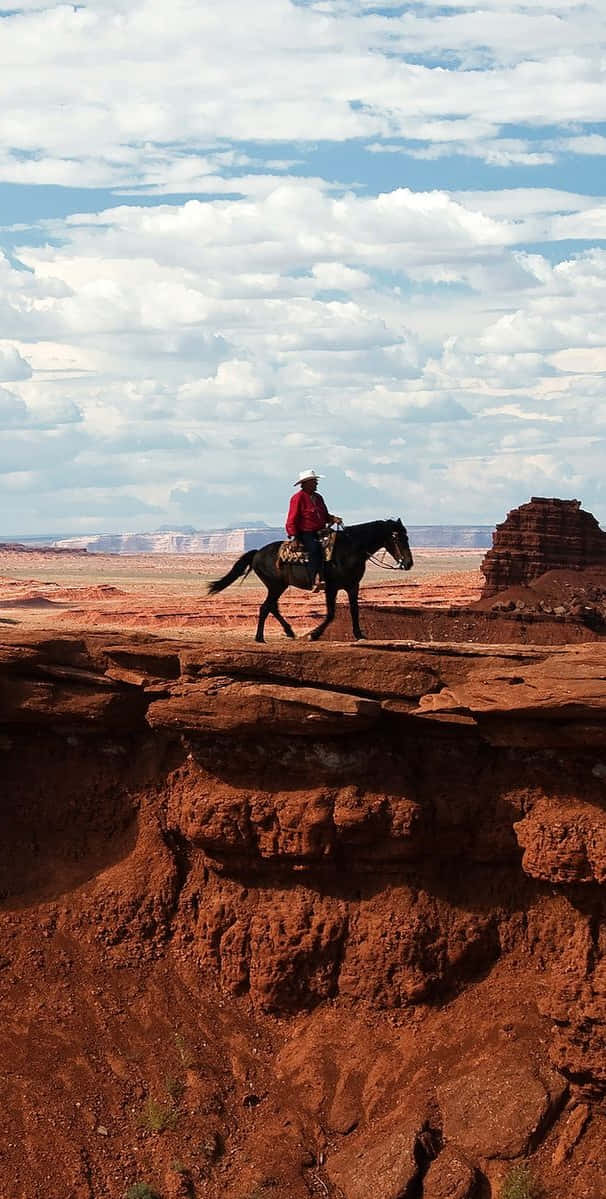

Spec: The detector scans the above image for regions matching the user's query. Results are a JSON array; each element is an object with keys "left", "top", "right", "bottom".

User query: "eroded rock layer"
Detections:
[
  {"left": 480, "top": 496, "right": 606, "bottom": 597},
  {"left": 0, "top": 630, "right": 604, "bottom": 1199}
]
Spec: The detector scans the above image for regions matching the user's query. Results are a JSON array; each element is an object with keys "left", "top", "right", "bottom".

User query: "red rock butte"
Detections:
[{"left": 481, "top": 496, "right": 606, "bottom": 597}]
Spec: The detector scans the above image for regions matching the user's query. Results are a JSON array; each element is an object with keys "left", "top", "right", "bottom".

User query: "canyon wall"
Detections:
[{"left": 0, "top": 631, "right": 604, "bottom": 1199}]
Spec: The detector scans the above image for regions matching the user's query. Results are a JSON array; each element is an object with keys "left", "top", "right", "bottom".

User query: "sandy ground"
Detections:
[{"left": 0, "top": 546, "right": 485, "bottom": 639}]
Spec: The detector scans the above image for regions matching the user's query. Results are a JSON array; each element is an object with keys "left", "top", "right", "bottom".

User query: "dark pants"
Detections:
[{"left": 300, "top": 531, "right": 323, "bottom": 583}]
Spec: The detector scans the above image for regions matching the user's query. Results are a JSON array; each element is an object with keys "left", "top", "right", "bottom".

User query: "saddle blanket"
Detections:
[{"left": 278, "top": 528, "right": 337, "bottom": 566}]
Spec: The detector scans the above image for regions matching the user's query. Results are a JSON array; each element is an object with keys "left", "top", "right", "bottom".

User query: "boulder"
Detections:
[
  {"left": 326, "top": 1105, "right": 428, "bottom": 1199},
  {"left": 515, "top": 799, "right": 606, "bottom": 885},
  {"left": 423, "top": 1146, "right": 479, "bottom": 1199},
  {"left": 437, "top": 1050, "right": 567, "bottom": 1160}
]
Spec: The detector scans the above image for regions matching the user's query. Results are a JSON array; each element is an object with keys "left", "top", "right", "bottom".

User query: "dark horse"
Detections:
[{"left": 208, "top": 518, "right": 413, "bottom": 642}]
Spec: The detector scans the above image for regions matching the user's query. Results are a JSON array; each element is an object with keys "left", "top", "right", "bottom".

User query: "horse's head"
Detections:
[{"left": 384, "top": 518, "right": 413, "bottom": 570}]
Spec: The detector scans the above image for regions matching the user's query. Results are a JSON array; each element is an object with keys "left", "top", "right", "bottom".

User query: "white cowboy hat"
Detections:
[{"left": 293, "top": 468, "right": 324, "bottom": 486}]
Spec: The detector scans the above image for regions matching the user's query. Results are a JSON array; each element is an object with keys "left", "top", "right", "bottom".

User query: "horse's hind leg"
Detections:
[
  {"left": 308, "top": 585, "right": 337, "bottom": 641},
  {"left": 270, "top": 587, "right": 296, "bottom": 639}
]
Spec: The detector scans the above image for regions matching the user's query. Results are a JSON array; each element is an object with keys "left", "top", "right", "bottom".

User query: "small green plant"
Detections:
[
  {"left": 174, "top": 1031, "right": 195, "bottom": 1068},
  {"left": 138, "top": 1096, "right": 179, "bottom": 1133},
  {"left": 125, "top": 1183, "right": 160, "bottom": 1199},
  {"left": 500, "top": 1163, "right": 541, "bottom": 1199}
]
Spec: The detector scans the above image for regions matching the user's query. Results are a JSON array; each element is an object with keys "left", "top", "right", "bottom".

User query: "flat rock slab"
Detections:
[
  {"left": 0, "top": 676, "right": 148, "bottom": 729},
  {"left": 437, "top": 1050, "right": 567, "bottom": 1160},
  {"left": 418, "top": 647, "right": 606, "bottom": 721},
  {"left": 181, "top": 644, "right": 439, "bottom": 699},
  {"left": 146, "top": 677, "right": 381, "bottom": 735}
]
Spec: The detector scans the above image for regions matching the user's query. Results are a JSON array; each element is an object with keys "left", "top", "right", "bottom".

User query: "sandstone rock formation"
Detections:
[
  {"left": 480, "top": 496, "right": 606, "bottom": 597},
  {"left": 0, "top": 629, "right": 604, "bottom": 1198}
]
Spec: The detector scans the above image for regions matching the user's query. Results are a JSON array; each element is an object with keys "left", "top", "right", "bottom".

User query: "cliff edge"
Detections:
[{"left": 0, "top": 631, "right": 604, "bottom": 1199}]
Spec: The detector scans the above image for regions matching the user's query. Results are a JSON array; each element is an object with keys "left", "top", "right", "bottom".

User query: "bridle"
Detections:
[
  {"left": 368, "top": 529, "right": 410, "bottom": 571},
  {"left": 333, "top": 522, "right": 410, "bottom": 570},
  {"left": 366, "top": 550, "right": 408, "bottom": 571}
]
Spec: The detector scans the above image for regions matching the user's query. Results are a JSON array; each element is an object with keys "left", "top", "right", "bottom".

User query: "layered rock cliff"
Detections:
[
  {"left": 51, "top": 526, "right": 493, "bottom": 555},
  {"left": 481, "top": 497, "right": 606, "bottom": 597},
  {"left": 0, "top": 631, "right": 604, "bottom": 1199},
  {"left": 52, "top": 528, "right": 286, "bottom": 555}
]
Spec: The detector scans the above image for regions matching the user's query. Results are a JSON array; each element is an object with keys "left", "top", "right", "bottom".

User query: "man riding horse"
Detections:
[
  {"left": 285, "top": 468, "right": 342, "bottom": 592},
  {"left": 208, "top": 471, "right": 414, "bottom": 641}
]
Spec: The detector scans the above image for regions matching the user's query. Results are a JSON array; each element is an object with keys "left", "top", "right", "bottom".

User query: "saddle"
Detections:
[{"left": 277, "top": 527, "right": 337, "bottom": 567}]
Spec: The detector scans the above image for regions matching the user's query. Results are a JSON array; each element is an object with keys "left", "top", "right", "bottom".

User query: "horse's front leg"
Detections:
[
  {"left": 346, "top": 583, "right": 365, "bottom": 640},
  {"left": 308, "top": 585, "right": 337, "bottom": 641},
  {"left": 255, "top": 593, "right": 273, "bottom": 643}
]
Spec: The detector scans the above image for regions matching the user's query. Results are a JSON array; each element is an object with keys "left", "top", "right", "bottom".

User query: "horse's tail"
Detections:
[{"left": 207, "top": 549, "right": 257, "bottom": 595}]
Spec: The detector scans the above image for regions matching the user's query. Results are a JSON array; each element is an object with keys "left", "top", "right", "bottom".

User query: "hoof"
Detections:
[
  {"left": 254, "top": 636, "right": 265, "bottom": 644},
  {"left": 285, "top": 630, "right": 296, "bottom": 639},
  {"left": 354, "top": 633, "right": 366, "bottom": 641}
]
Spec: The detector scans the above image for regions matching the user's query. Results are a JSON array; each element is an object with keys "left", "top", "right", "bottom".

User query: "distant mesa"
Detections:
[
  {"left": 481, "top": 497, "right": 606, "bottom": 598},
  {"left": 51, "top": 525, "right": 494, "bottom": 555},
  {"left": 51, "top": 528, "right": 287, "bottom": 555}
]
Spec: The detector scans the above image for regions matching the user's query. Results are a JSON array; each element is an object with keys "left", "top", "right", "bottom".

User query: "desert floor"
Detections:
[{"left": 0, "top": 546, "right": 485, "bottom": 639}]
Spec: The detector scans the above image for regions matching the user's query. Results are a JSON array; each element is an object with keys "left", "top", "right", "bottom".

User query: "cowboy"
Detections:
[{"left": 285, "top": 469, "right": 342, "bottom": 591}]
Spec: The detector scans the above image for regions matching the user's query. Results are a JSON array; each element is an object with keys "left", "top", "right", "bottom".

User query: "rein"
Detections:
[{"left": 366, "top": 551, "right": 405, "bottom": 571}]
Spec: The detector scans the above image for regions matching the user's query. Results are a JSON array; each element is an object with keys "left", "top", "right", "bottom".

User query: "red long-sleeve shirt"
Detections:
[{"left": 286, "top": 490, "right": 330, "bottom": 537}]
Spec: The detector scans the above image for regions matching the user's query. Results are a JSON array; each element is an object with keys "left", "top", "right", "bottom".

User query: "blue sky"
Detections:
[{"left": 1, "top": 0, "right": 606, "bottom": 534}]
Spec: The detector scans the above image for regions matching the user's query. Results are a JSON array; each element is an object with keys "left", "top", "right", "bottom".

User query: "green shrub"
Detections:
[
  {"left": 500, "top": 1163, "right": 541, "bottom": 1199},
  {"left": 138, "top": 1096, "right": 178, "bottom": 1133},
  {"left": 125, "top": 1183, "right": 160, "bottom": 1199}
]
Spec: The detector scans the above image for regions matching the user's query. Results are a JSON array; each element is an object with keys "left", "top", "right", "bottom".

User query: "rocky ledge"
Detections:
[{"left": 0, "top": 628, "right": 604, "bottom": 1199}]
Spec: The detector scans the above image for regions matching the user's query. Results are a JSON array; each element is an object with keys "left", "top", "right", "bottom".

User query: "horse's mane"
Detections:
[{"left": 341, "top": 519, "right": 388, "bottom": 535}]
